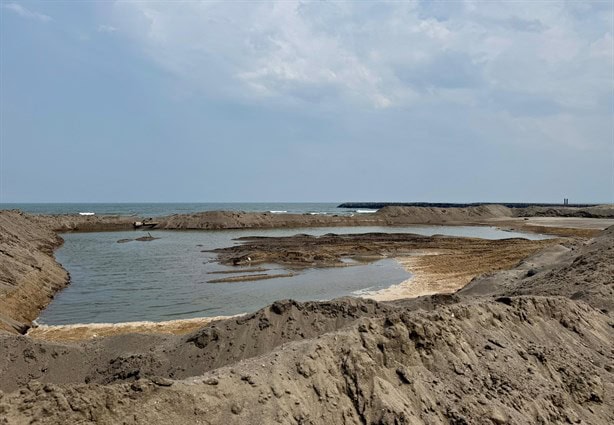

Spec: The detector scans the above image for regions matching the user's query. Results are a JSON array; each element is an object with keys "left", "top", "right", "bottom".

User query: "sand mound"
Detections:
[
  {"left": 1, "top": 295, "right": 612, "bottom": 424},
  {"left": 514, "top": 205, "right": 614, "bottom": 219},
  {"left": 0, "top": 211, "right": 68, "bottom": 334},
  {"left": 462, "top": 225, "right": 614, "bottom": 313},
  {"left": 0, "top": 298, "right": 393, "bottom": 393},
  {"left": 156, "top": 210, "right": 377, "bottom": 230},
  {"left": 377, "top": 204, "right": 514, "bottom": 223},
  {"left": 156, "top": 204, "right": 519, "bottom": 230}
]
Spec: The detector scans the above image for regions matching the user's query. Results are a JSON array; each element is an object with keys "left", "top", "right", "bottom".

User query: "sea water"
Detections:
[
  {"left": 37, "top": 225, "right": 549, "bottom": 325},
  {"left": 0, "top": 202, "right": 353, "bottom": 216}
]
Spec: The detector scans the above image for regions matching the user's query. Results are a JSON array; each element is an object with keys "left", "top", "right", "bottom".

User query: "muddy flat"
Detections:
[
  {"left": 491, "top": 216, "right": 614, "bottom": 229},
  {"left": 206, "top": 267, "right": 270, "bottom": 274},
  {"left": 207, "top": 273, "right": 295, "bottom": 283}
]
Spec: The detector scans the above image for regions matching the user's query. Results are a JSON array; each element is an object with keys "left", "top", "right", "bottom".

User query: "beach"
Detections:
[
  {"left": 5, "top": 3, "right": 612, "bottom": 422},
  {"left": 0, "top": 205, "right": 613, "bottom": 424}
]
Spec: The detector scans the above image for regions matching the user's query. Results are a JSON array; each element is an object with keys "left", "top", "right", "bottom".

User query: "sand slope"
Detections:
[
  {"left": 0, "top": 212, "right": 68, "bottom": 334},
  {"left": 461, "top": 226, "right": 614, "bottom": 312},
  {"left": 0, "top": 296, "right": 611, "bottom": 424}
]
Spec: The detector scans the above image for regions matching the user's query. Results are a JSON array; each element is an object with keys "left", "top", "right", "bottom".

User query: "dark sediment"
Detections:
[
  {"left": 207, "top": 268, "right": 270, "bottom": 275},
  {"left": 207, "top": 273, "right": 295, "bottom": 283},
  {"left": 211, "top": 232, "right": 557, "bottom": 268}
]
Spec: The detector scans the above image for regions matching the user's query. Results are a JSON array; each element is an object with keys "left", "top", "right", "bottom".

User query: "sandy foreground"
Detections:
[{"left": 1, "top": 206, "right": 613, "bottom": 424}]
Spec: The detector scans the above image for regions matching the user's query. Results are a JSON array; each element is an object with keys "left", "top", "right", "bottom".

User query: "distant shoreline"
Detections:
[{"left": 338, "top": 201, "right": 601, "bottom": 209}]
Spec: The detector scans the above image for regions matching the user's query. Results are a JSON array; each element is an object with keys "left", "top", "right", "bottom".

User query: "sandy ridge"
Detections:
[{"left": 0, "top": 212, "right": 68, "bottom": 334}]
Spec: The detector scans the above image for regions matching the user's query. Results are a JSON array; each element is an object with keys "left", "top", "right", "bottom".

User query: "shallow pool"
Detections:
[{"left": 38, "top": 226, "right": 549, "bottom": 324}]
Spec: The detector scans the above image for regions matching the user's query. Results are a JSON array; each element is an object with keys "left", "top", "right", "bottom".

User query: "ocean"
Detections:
[{"left": 0, "top": 202, "right": 356, "bottom": 217}]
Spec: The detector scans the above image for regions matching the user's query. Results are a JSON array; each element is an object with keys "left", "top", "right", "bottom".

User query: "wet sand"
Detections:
[
  {"left": 372, "top": 253, "right": 477, "bottom": 300},
  {"left": 27, "top": 315, "right": 240, "bottom": 342},
  {"left": 208, "top": 232, "right": 560, "bottom": 302}
]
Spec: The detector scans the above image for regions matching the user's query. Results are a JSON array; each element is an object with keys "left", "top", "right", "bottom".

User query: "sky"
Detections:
[{"left": 0, "top": 0, "right": 612, "bottom": 203}]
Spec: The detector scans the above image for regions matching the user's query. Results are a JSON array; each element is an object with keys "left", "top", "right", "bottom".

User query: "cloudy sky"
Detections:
[{"left": 1, "top": 0, "right": 612, "bottom": 203}]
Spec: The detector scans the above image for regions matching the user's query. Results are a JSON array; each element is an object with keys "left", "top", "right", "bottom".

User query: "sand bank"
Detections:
[{"left": 33, "top": 203, "right": 611, "bottom": 233}]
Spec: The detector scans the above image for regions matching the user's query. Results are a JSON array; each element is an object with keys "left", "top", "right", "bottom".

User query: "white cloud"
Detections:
[
  {"left": 3, "top": 2, "right": 51, "bottom": 22},
  {"left": 413, "top": 19, "right": 452, "bottom": 41},
  {"left": 97, "top": 25, "right": 118, "bottom": 33},
  {"left": 108, "top": 0, "right": 612, "bottom": 136},
  {"left": 590, "top": 32, "right": 613, "bottom": 58},
  {"left": 235, "top": 2, "right": 397, "bottom": 108}
]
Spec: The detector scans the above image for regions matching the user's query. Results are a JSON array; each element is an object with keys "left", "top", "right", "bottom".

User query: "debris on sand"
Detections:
[
  {"left": 135, "top": 232, "right": 159, "bottom": 242},
  {"left": 116, "top": 233, "right": 160, "bottom": 243}
]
